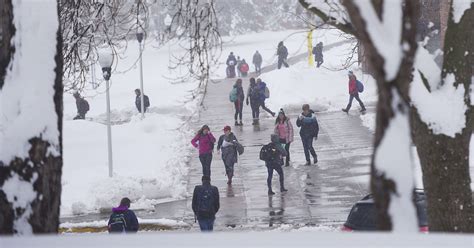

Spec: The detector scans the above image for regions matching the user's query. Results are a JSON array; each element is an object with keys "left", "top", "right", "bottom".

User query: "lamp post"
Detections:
[
  {"left": 99, "top": 48, "right": 114, "bottom": 178},
  {"left": 136, "top": 30, "right": 145, "bottom": 119}
]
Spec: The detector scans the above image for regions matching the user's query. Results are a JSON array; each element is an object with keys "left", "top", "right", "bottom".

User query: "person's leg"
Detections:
[
  {"left": 302, "top": 136, "right": 311, "bottom": 163},
  {"left": 277, "top": 58, "right": 282, "bottom": 69},
  {"left": 344, "top": 95, "right": 355, "bottom": 111},
  {"left": 200, "top": 154, "right": 211, "bottom": 177},
  {"left": 283, "top": 59, "right": 289, "bottom": 68},
  {"left": 307, "top": 137, "right": 317, "bottom": 163},
  {"left": 250, "top": 101, "right": 257, "bottom": 119},
  {"left": 209, "top": 218, "right": 215, "bottom": 231},
  {"left": 261, "top": 101, "right": 275, "bottom": 116},
  {"left": 198, "top": 218, "right": 213, "bottom": 232},
  {"left": 266, "top": 164, "right": 274, "bottom": 193},
  {"left": 354, "top": 94, "right": 366, "bottom": 110},
  {"left": 275, "top": 166, "right": 286, "bottom": 191},
  {"left": 238, "top": 101, "right": 243, "bottom": 123},
  {"left": 285, "top": 142, "right": 291, "bottom": 165},
  {"left": 234, "top": 101, "right": 239, "bottom": 123}
]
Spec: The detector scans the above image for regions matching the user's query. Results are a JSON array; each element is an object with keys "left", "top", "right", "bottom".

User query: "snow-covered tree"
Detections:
[{"left": 0, "top": 0, "right": 63, "bottom": 234}]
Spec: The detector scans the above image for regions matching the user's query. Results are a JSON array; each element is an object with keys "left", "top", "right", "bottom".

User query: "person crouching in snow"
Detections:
[
  {"left": 217, "top": 126, "right": 239, "bottom": 185},
  {"left": 108, "top": 197, "right": 139, "bottom": 233},
  {"left": 342, "top": 71, "right": 366, "bottom": 113},
  {"left": 191, "top": 125, "right": 216, "bottom": 177}
]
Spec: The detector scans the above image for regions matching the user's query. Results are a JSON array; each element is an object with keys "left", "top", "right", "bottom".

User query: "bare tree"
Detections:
[{"left": 0, "top": 0, "right": 63, "bottom": 234}]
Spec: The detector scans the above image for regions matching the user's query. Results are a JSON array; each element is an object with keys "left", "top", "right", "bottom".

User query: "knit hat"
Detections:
[
  {"left": 223, "top": 125, "right": 231, "bottom": 131},
  {"left": 348, "top": 70, "right": 354, "bottom": 76},
  {"left": 279, "top": 108, "right": 285, "bottom": 115}
]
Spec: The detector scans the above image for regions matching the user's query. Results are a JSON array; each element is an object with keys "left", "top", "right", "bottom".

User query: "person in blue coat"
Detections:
[
  {"left": 296, "top": 104, "right": 319, "bottom": 165},
  {"left": 256, "top": 78, "right": 275, "bottom": 117},
  {"left": 108, "top": 198, "right": 139, "bottom": 233}
]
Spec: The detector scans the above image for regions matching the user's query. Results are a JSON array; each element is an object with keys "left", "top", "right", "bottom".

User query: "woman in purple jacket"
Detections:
[{"left": 191, "top": 125, "right": 216, "bottom": 177}]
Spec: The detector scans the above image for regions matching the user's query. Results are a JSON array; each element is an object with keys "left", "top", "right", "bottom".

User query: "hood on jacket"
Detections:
[{"left": 112, "top": 205, "right": 129, "bottom": 213}]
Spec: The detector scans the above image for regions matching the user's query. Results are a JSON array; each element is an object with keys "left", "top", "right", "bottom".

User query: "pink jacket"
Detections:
[
  {"left": 191, "top": 133, "right": 216, "bottom": 155},
  {"left": 274, "top": 119, "right": 294, "bottom": 143}
]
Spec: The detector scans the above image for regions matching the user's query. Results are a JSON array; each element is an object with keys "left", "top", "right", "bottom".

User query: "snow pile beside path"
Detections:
[
  {"left": 260, "top": 42, "right": 377, "bottom": 112},
  {"left": 60, "top": 218, "right": 189, "bottom": 229}
]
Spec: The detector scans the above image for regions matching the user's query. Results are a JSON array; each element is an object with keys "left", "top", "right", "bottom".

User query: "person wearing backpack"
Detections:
[
  {"left": 236, "top": 56, "right": 242, "bottom": 77},
  {"left": 134, "top": 89, "right": 150, "bottom": 113},
  {"left": 73, "top": 92, "right": 89, "bottom": 120},
  {"left": 226, "top": 52, "right": 237, "bottom": 78},
  {"left": 246, "top": 78, "right": 261, "bottom": 125},
  {"left": 217, "top": 126, "right": 240, "bottom": 185},
  {"left": 108, "top": 197, "right": 139, "bottom": 233},
  {"left": 277, "top": 41, "right": 289, "bottom": 69},
  {"left": 342, "top": 71, "right": 366, "bottom": 113},
  {"left": 260, "top": 134, "right": 288, "bottom": 195},
  {"left": 191, "top": 125, "right": 216, "bottom": 177},
  {"left": 274, "top": 109, "right": 294, "bottom": 167},
  {"left": 256, "top": 78, "right": 275, "bottom": 117},
  {"left": 296, "top": 104, "right": 319, "bottom": 166},
  {"left": 192, "top": 175, "right": 220, "bottom": 232},
  {"left": 239, "top": 59, "right": 249, "bottom": 77},
  {"left": 230, "top": 79, "right": 245, "bottom": 126},
  {"left": 312, "top": 42, "right": 324, "bottom": 68},
  {"left": 252, "top": 50, "right": 263, "bottom": 74}
]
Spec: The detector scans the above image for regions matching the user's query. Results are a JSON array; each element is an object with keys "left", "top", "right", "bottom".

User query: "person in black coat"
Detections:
[
  {"left": 192, "top": 175, "right": 220, "bottom": 232},
  {"left": 135, "top": 89, "right": 150, "bottom": 113},
  {"left": 108, "top": 198, "right": 139, "bottom": 233},
  {"left": 226, "top": 52, "right": 237, "bottom": 78},
  {"left": 217, "top": 126, "right": 239, "bottom": 185},
  {"left": 73, "top": 92, "right": 89, "bottom": 120},
  {"left": 277, "top": 41, "right": 289, "bottom": 69},
  {"left": 296, "top": 104, "right": 319, "bottom": 165},
  {"left": 232, "top": 79, "right": 245, "bottom": 126},
  {"left": 312, "top": 42, "right": 324, "bottom": 68},
  {"left": 264, "top": 134, "right": 288, "bottom": 195},
  {"left": 252, "top": 50, "right": 263, "bottom": 74}
]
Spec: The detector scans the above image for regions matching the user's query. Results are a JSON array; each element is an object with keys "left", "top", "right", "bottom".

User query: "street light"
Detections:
[
  {"left": 98, "top": 48, "right": 114, "bottom": 178},
  {"left": 136, "top": 30, "right": 145, "bottom": 119}
]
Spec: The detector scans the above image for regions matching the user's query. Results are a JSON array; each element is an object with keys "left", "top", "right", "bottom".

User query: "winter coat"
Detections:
[
  {"left": 226, "top": 55, "right": 237, "bottom": 66},
  {"left": 76, "top": 97, "right": 89, "bottom": 116},
  {"left": 252, "top": 52, "right": 262, "bottom": 65},
  {"left": 277, "top": 45, "right": 288, "bottom": 59},
  {"left": 217, "top": 133, "right": 238, "bottom": 165},
  {"left": 107, "top": 206, "right": 139, "bottom": 233},
  {"left": 234, "top": 85, "right": 245, "bottom": 102},
  {"left": 257, "top": 82, "right": 267, "bottom": 102},
  {"left": 191, "top": 133, "right": 216, "bottom": 155},
  {"left": 247, "top": 84, "right": 260, "bottom": 103},
  {"left": 135, "top": 95, "right": 150, "bottom": 112},
  {"left": 296, "top": 110, "right": 319, "bottom": 138},
  {"left": 192, "top": 183, "right": 220, "bottom": 219},
  {"left": 312, "top": 44, "right": 323, "bottom": 61},
  {"left": 274, "top": 118, "right": 294, "bottom": 143},
  {"left": 348, "top": 78, "right": 358, "bottom": 95},
  {"left": 266, "top": 134, "right": 288, "bottom": 167}
]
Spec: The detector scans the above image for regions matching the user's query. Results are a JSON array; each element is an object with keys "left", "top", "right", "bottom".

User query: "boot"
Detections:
[
  {"left": 280, "top": 187, "right": 288, "bottom": 193},
  {"left": 360, "top": 107, "right": 366, "bottom": 112},
  {"left": 268, "top": 189, "right": 275, "bottom": 195},
  {"left": 314, "top": 158, "right": 318, "bottom": 165},
  {"left": 239, "top": 120, "right": 243, "bottom": 126},
  {"left": 305, "top": 161, "right": 311, "bottom": 166},
  {"left": 235, "top": 120, "right": 239, "bottom": 126},
  {"left": 342, "top": 108, "right": 348, "bottom": 113},
  {"left": 271, "top": 112, "right": 276, "bottom": 117}
]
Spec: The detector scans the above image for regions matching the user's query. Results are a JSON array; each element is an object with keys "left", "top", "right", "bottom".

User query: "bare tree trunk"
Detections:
[
  {"left": 411, "top": 3, "right": 473, "bottom": 232},
  {"left": 0, "top": 1, "right": 63, "bottom": 234}
]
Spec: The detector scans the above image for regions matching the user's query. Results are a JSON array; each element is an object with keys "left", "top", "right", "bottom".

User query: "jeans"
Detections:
[
  {"left": 255, "top": 64, "right": 261, "bottom": 73},
  {"left": 234, "top": 100, "right": 243, "bottom": 121},
  {"left": 277, "top": 58, "right": 289, "bottom": 69},
  {"left": 197, "top": 217, "right": 215, "bottom": 232},
  {"left": 316, "top": 58, "right": 323, "bottom": 68},
  {"left": 250, "top": 100, "right": 260, "bottom": 119},
  {"left": 345, "top": 93, "right": 365, "bottom": 111},
  {"left": 259, "top": 101, "right": 274, "bottom": 116},
  {"left": 266, "top": 163, "right": 285, "bottom": 190},
  {"left": 301, "top": 135, "right": 317, "bottom": 162},
  {"left": 279, "top": 139, "right": 291, "bottom": 164},
  {"left": 199, "top": 153, "right": 212, "bottom": 177}
]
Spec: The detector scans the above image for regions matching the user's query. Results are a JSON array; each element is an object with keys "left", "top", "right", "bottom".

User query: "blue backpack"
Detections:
[
  {"left": 356, "top": 80, "right": 364, "bottom": 93},
  {"left": 197, "top": 188, "right": 214, "bottom": 218}
]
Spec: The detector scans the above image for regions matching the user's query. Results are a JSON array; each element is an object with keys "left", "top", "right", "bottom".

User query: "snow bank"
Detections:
[
  {"left": 60, "top": 218, "right": 188, "bottom": 229},
  {"left": 452, "top": 0, "right": 472, "bottom": 23}
]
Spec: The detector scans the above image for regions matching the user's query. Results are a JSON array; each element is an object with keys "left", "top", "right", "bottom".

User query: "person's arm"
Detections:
[
  {"left": 214, "top": 187, "right": 220, "bottom": 213},
  {"left": 314, "top": 118, "right": 320, "bottom": 138},
  {"left": 287, "top": 120, "right": 294, "bottom": 142},
  {"left": 126, "top": 210, "right": 139, "bottom": 232},
  {"left": 191, "top": 134, "right": 199, "bottom": 148},
  {"left": 217, "top": 136, "right": 223, "bottom": 151},
  {"left": 209, "top": 133, "right": 216, "bottom": 144},
  {"left": 296, "top": 115, "right": 303, "bottom": 127},
  {"left": 192, "top": 186, "right": 199, "bottom": 214}
]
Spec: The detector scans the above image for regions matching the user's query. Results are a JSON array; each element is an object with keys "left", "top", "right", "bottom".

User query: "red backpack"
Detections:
[{"left": 240, "top": 63, "right": 249, "bottom": 73}]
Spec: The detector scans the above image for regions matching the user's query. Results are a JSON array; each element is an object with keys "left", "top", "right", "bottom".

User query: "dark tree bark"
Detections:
[
  {"left": 0, "top": 1, "right": 63, "bottom": 234},
  {"left": 342, "top": 0, "right": 420, "bottom": 230},
  {"left": 0, "top": 0, "right": 14, "bottom": 89},
  {"left": 410, "top": 3, "right": 473, "bottom": 232}
]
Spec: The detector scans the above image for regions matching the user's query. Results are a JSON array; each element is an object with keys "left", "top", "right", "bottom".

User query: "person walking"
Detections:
[
  {"left": 252, "top": 50, "right": 263, "bottom": 74},
  {"left": 342, "top": 71, "right": 366, "bottom": 113},
  {"left": 108, "top": 197, "right": 139, "bottom": 233},
  {"left": 134, "top": 89, "right": 150, "bottom": 113},
  {"left": 236, "top": 56, "right": 242, "bottom": 77},
  {"left": 230, "top": 79, "right": 245, "bottom": 126},
  {"left": 73, "top": 92, "right": 90, "bottom": 120},
  {"left": 191, "top": 125, "right": 216, "bottom": 178},
  {"left": 296, "top": 104, "right": 319, "bottom": 166},
  {"left": 226, "top": 52, "right": 237, "bottom": 78},
  {"left": 276, "top": 41, "right": 289, "bottom": 69},
  {"left": 257, "top": 78, "right": 275, "bottom": 117},
  {"left": 192, "top": 175, "right": 220, "bottom": 232},
  {"left": 217, "top": 126, "right": 239, "bottom": 185},
  {"left": 312, "top": 42, "right": 324, "bottom": 68},
  {"left": 260, "top": 134, "right": 288, "bottom": 195},
  {"left": 239, "top": 59, "right": 249, "bottom": 77},
  {"left": 246, "top": 77, "right": 261, "bottom": 125},
  {"left": 274, "top": 109, "right": 294, "bottom": 166}
]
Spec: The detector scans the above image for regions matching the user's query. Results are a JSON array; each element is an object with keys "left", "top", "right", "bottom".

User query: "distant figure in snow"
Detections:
[
  {"left": 226, "top": 52, "right": 237, "bottom": 78},
  {"left": 236, "top": 56, "right": 242, "bottom": 77},
  {"left": 192, "top": 175, "right": 220, "bottom": 232},
  {"left": 134, "top": 89, "right": 150, "bottom": 113},
  {"left": 108, "top": 197, "right": 139, "bottom": 233},
  {"left": 342, "top": 71, "right": 366, "bottom": 113},
  {"left": 73, "top": 92, "right": 89, "bottom": 120},
  {"left": 246, "top": 77, "right": 261, "bottom": 125},
  {"left": 276, "top": 41, "right": 289, "bottom": 69},
  {"left": 312, "top": 42, "right": 324, "bottom": 68},
  {"left": 252, "top": 50, "right": 263, "bottom": 74},
  {"left": 238, "top": 59, "right": 250, "bottom": 77},
  {"left": 191, "top": 125, "right": 216, "bottom": 178},
  {"left": 229, "top": 79, "right": 245, "bottom": 126}
]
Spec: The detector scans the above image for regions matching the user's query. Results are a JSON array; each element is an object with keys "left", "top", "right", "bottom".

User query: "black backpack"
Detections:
[
  {"left": 83, "top": 99, "right": 90, "bottom": 112},
  {"left": 108, "top": 212, "right": 127, "bottom": 233},
  {"left": 144, "top": 96, "right": 150, "bottom": 107},
  {"left": 259, "top": 143, "right": 279, "bottom": 163},
  {"left": 197, "top": 187, "right": 214, "bottom": 218}
]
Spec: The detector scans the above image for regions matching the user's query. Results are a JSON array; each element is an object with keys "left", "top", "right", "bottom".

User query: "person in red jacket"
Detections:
[{"left": 342, "top": 71, "right": 366, "bottom": 113}]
